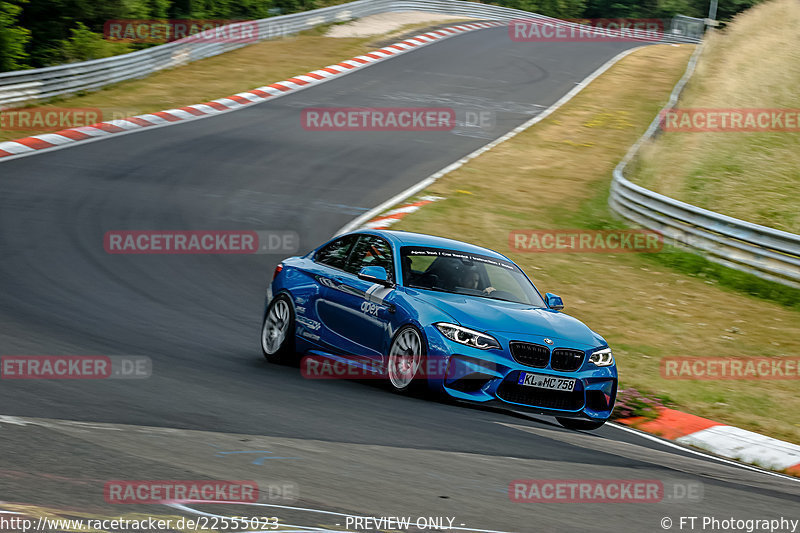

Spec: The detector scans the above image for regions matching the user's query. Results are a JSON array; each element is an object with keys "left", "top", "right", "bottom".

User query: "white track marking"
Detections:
[
  {"left": 273, "top": 81, "right": 305, "bottom": 90},
  {"left": 103, "top": 119, "right": 144, "bottom": 130},
  {"left": 234, "top": 92, "right": 265, "bottom": 102},
  {"left": 29, "top": 134, "right": 73, "bottom": 145},
  {"left": 211, "top": 98, "right": 246, "bottom": 108},
  {"left": 676, "top": 425, "right": 800, "bottom": 471},
  {"left": 0, "top": 142, "right": 35, "bottom": 153},
  {"left": 189, "top": 104, "right": 225, "bottom": 115},
  {"left": 258, "top": 86, "right": 290, "bottom": 95},
  {"left": 70, "top": 126, "right": 112, "bottom": 137},
  {"left": 166, "top": 501, "right": 518, "bottom": 533},
  {"left": 608, "top": 422, "right": 800, "bottom": 483},
  {"left": 167, "top": 502, "right": 343, "bottom": 532},
  {"left": 160, "top": 109, "right": 197, "bottom": 120},
  {"left": 322, "top": 64, "right": 350, "bottom": 73},
  {"left": 135, "top": 114, "right": 170, "bottom": 124}
]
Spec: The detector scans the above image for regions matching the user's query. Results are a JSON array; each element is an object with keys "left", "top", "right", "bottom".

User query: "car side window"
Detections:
[
  {"left": 314, "top": 236, "right": 356, "bottom": 270},
  {"left": 344, "top": 236, "right": 394, "bottom": 282}
]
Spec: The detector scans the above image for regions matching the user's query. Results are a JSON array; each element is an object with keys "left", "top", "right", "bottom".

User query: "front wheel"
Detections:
[
  {"left": 556, "top": 417, "right": 606, "bottom": 431},
  {"left": 387, "top": 325, "right": 425, "bottom": 393},
  {"left": 261, "top": 295, "right": 296, "bottom": 364}
]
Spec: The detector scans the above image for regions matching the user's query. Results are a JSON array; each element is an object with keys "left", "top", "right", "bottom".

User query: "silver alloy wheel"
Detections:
[
  {"left": 262, "top": 299, "right": 290, "bottom": 355},
  {"left": 388, "top": 327, "right": 423, "bottom": 390}
]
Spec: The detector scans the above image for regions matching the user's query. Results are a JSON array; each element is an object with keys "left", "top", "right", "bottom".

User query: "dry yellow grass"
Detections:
[
  {"left": 0, "top": 18, "right": 470, "bottom": 143},
  {"left": 633, "top": 0, "right": 800, "bottom": 233},
  {"left": 394, "top": 44, "right": 800, "bottom": 444}
]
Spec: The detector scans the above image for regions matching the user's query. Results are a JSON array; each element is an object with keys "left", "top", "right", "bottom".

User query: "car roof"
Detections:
[{"left": 350, "top": 229, "right": 512, "bottom": 263}]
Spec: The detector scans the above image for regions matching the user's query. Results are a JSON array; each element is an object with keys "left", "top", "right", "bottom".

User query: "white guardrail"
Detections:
[
  {"left": 609, "top": 44, "right": 800, "bottom": 288},
  {"left": 0, "top": 0, "right": 700, "bottom": 107}
]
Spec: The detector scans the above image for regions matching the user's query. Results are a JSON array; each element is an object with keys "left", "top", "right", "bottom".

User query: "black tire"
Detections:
[
  {"left": 386, "top": 325, "right": 426, "bottom": 393},
  {"left": 556, "top": 417, "right": 606, "bottom": 431},
  {"left": 260, "top": 294, "right": 296, "bottom": 364}
]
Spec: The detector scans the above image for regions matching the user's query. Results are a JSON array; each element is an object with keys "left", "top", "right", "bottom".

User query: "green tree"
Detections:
[
  {"left": 689, "top": 0, "right": 761, "bottom": 20},
  {"left": 0, "top": 0, "right": 30, "bottom": 70},
  {"left": 654, "top": 0, "right": 697, "bottom": 18},
  {"left": 19, "top": 0, "right": 169, "bottom": 67},
  {"left": 57, "top": 21, "right": 131, "bottom": 62}
]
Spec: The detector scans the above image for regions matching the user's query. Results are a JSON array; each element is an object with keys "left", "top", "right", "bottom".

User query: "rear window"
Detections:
[{"left": 314, "top": 235, "right": 356, "bottom": 270}]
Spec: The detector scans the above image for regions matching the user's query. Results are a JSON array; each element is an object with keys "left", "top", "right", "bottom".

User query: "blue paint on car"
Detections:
[{"left": 262, "top": 230, "right": 618, "bottom": 430}]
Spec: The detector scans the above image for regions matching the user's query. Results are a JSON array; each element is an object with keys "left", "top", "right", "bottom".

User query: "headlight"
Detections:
[
  {"left": 589, "top": 347, "right": 614, "bottom": 366},
  {"left": 435, "top": 323, "right": 500, "bottom": 350}
]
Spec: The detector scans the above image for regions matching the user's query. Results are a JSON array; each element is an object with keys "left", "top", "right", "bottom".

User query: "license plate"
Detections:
[{"left": 518, "top": 372, "right": 576, "bottom": 391}]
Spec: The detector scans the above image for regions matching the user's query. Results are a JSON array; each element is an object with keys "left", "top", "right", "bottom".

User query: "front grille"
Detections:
[
  {"left": 497, "top": 377, "right": 585, "bottom": 411},
  {"left": 551, "top": 348, "right": 585, "bottom": 371},
  {"left": 510, "top": 342, "right": 550, "bottom": 368}
]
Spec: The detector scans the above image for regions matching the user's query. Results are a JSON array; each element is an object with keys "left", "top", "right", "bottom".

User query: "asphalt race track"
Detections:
[{"left": 1, "top": 26, "right": 798, "bottom": 533}]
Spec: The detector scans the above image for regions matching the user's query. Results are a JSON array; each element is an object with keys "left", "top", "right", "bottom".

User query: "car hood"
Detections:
[{"left": 415, "top": 291, "right": 605, "bottom": 348}]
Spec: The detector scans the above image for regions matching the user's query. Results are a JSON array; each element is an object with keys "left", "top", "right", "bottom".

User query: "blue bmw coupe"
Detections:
[{"left": 261, "top": 230, "right": 617, "bottom": 430}]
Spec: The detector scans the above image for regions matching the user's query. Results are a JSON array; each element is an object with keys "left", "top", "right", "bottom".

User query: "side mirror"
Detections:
[
  {"left": 358, "top": 266, "right": 393, "bottom": 287},
  {"left": 545, "top": 292, "right": 564, "bottom": 311}
]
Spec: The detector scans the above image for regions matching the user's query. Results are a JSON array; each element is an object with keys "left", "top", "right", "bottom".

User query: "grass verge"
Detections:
[
  {"left": 392, "top": 43, "right": 800, "bottom": 444},
  {"left": 0, "top": 18, "right": 473, "bottom": 143},
  {"left": 631, "top": 0, "right": 800, "bottom": 233}
]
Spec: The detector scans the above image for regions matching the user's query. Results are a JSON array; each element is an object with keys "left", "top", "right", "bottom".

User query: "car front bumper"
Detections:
[{"left": 423, "top": 325, "right": 618, "bottom": 421}]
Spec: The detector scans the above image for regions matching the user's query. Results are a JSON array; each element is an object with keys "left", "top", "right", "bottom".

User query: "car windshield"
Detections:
[{"left": 400, "top": 246, "right": 545, "bottom": 306}]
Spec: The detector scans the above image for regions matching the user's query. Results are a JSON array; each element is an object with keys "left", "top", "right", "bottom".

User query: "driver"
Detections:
[
  {"left": 462, "top": 269, "right": 480, "bottom": 289},
  {"left": 461, "top": 269, "right": 496, "bottom": 295}
]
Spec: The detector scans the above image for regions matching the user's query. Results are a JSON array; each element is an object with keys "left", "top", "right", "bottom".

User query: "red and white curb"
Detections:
[
  {"left": 618, "top": 407, "right": 800, "bottom": 477},
  {"left": 0, "top": 21, "right": 505, "bottom": 162},
  {"left": 678, "top": 425, "right": 800, "bottom": 476},
  {"left": 360, "top": 195, "right": 443, "bottom": 230}
]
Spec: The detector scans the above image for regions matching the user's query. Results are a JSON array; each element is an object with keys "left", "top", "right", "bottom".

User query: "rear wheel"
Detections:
[
  {"left": 556, "top": 417, "right": 606, "bottom": 431},
  {"left": 261, "top": 295, "right": 295, "bottom": 364},
  {"left": 387, "top": 326, "right": 425, "bottom": 393}
]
